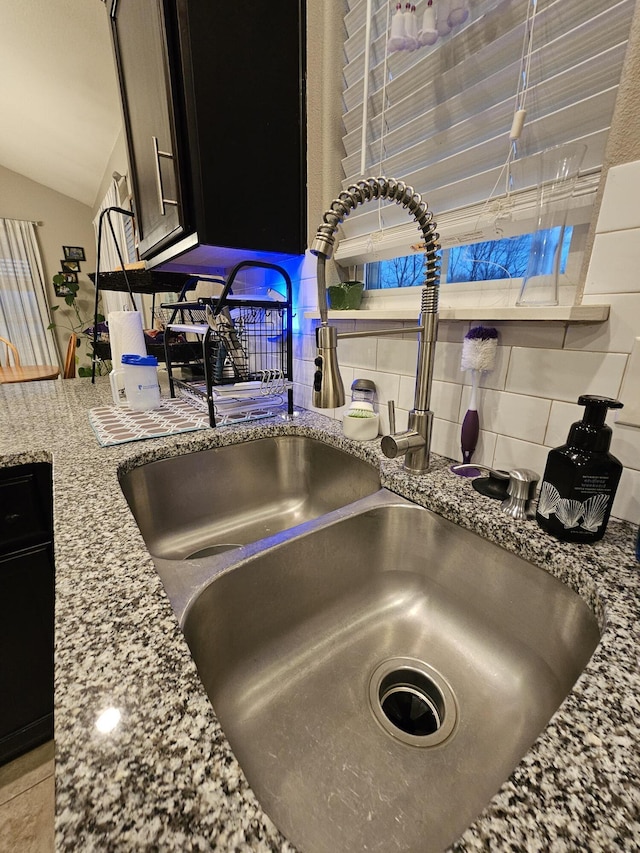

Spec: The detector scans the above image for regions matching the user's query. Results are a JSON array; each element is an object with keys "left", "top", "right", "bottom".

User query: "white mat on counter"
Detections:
[{"left": 88, "top": 398, "right": 210, "bottom": 447}]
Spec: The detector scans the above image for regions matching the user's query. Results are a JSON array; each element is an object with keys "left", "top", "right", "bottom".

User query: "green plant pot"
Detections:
[{"left": 328, "top": 281, "right": 364, "bottom": 310}]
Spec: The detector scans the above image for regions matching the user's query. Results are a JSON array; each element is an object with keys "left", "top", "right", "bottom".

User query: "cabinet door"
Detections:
[
  {"left": 176, "top": 0, "right": 306, "bottom": 257},
  {"left": 110, "top": 0, "right": 186, "bottom": 258},
  {"left": 0, "top": 543, "right": 54, "bottom": 764},
  {"left": 0, "top": 466, "right": 52, "bottom": 556}
]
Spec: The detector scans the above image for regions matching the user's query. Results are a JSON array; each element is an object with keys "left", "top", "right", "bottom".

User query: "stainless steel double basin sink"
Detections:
[{"left": 120, "top": 435, "right": 600, "bottom": 853}]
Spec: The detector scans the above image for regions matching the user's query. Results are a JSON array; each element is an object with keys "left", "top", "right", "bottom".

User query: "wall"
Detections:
[
  {"left": 291, "top": 158, "right": 640, "bottom": 525},
  {"left": 0, "top": 164, "right": 97, "bottom": 367},
  {"left": 91, "top": 129, "right": 129, "bottom": 216}
]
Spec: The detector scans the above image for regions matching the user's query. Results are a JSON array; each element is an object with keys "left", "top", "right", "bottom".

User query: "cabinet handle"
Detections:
[{"left": 152, "top": 136, "right": 178, "bottom": 216}]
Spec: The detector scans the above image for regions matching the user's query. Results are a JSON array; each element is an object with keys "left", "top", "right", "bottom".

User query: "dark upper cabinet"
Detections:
[{"left": 110, "top": 0, "right": 307, "bottom": 270}]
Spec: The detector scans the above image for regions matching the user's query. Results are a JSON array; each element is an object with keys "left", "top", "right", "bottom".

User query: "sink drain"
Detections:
[
  {"left": 369, "top": 658, "right": 457, "bottom": 747},
  {"left": 186, "top": 543, "right": 242, "bottom": 559}
]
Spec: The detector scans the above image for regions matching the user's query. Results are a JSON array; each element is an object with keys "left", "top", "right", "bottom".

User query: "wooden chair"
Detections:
[
  {"left": 0, "top": 336, "right": 21, "bottom": 368},
  {"left": 63, "top": 334, "right": 78, "bottom": 379}
]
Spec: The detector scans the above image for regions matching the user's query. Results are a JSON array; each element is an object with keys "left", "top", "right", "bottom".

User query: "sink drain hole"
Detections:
[
  {"left": 369, "top": 658, "right": 457, "bottom": 747},
  {"left": 380, "top": 683, "right": 441, "bottom": 737}
]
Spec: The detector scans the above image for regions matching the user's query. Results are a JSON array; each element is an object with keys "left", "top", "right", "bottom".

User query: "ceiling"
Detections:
[{"left": 0, "top": 0, "right": 123, "bottom": 208}]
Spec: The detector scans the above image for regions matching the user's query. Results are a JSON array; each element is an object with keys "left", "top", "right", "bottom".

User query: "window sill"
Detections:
[{"left": 304, "top": 304, "right": 610, "bottom": 323}]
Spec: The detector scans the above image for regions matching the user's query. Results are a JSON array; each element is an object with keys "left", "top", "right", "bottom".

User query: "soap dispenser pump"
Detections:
[{"left": 536, "top": 395, "right": 623, "bottom": 543}]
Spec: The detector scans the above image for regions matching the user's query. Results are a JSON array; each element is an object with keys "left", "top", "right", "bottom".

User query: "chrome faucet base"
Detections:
[
  {"left": 405, "top": 409, "right": 434, "bottom": 473},
  {"left": 382, "top": 410, "right": 434, "bottom": 473}
]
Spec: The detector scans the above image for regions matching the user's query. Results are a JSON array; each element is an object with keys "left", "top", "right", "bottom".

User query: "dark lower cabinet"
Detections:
[{"left": 0, "top": 463, "right": 54, "bottom": 766}]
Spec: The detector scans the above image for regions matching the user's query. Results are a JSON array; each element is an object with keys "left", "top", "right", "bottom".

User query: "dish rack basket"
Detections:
[{"left": 162, "top": 260, "right": 294, "bottom": 427}]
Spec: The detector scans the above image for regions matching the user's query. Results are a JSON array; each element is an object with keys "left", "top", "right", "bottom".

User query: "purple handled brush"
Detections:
[{"left": 455, "top": 326, "right": 498, "bottom": 475}]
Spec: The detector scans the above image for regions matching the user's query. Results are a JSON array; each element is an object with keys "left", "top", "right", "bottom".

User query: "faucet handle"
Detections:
[{"left": 388, "top": 400, "right": 396, "bottom": 435}]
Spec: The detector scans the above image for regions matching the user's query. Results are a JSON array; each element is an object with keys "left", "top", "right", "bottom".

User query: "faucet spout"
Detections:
[
  {"left": 312, "top": 255, "right": 345, "bottom": 408},
  {"left": 310, "top": 176, "right": 441, "bottom": 473}
]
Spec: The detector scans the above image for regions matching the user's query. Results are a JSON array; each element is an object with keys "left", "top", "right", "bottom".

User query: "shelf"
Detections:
[
  {"left": 88, "top": 269, "right": 194, "bottom": 294},
  {"left": 167, "top": 323, "right": 209, "bottom": 335},
  {"left": 304, "top": 304, "right": 610, "bottom": 323}
]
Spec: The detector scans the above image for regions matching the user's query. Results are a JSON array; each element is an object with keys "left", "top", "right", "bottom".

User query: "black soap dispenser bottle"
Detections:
[{"left": 536, "top": 395, "right": 623, "bottom": 543}]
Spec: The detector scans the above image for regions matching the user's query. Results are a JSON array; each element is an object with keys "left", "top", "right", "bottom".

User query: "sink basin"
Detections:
[
  {"left": 120, "top": 436, "right": 381, "bottom": 560},
  {"left": 183, "top": 501, "right": 600, "bottom": 853}
]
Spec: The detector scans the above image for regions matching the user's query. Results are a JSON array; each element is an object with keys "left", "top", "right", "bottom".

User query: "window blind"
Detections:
[{"left": 335, "top": 0, "right": 636, "bottom": 264}]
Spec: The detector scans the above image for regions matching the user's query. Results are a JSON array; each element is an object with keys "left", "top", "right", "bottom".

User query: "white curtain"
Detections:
[
  {"left": 92, "top": 180, "right": 144, "bottom": 316},
  {"left": 0, "top": 218, "right": 61, "bottom": 366}
]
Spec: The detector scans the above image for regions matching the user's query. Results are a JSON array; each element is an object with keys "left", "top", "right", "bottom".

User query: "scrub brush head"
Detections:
[{"left": 461, "top": 326, "right": 498, "bottom": 372}]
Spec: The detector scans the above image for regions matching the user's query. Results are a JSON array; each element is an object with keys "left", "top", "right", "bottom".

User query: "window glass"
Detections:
[{"left": 365, "top": 227, "right": 573, "bottom": 288}]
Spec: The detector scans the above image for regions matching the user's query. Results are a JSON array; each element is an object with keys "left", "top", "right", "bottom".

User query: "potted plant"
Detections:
[
  {"left": 327, "top": 280, "right": 364, "bottom": 310},
  {"left": 48, "top": 274, "right": 108, "bottom": 377}
]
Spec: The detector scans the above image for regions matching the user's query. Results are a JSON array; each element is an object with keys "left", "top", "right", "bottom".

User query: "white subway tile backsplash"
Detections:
[
  {"left": 460, "top": 388, "right": 551, "bottom": 444},
  {"left": 596, "top": 160, "right": 640, "bottom": 233},
  {"left": 399, "top": 376, "right": 462, "bottom": 422},
  {"left": 492, "top": 435, "right": 551, "bottom": 480},
  {"left": 436, "top": 321, "right": 468, "bottom": 343},
  {"left": 441, "top": 425, "right": 497, "bottom": 468},
  {"left": 398, "top": 374, "right": 415, "bottom": 411},
  {"left": 377, "top": 338, "right": 418, "bottom": 376},
  {"left": 431, "top": 417, "right": 461, "bottom": 461},
  {"left": 611, "top": 466, "right": 640, "bottom": 524},
  {"left": 350, "top": 319, "right": 405, "bottom": 334},
  {"left": 484, "top": 321, "right": 566, "bottom": 349},
  {"left": 278, "top": 250, "right": 317, "bottom": 280},
  {"left": 469, "top": 428, "right": 497, "bottom": 469},
  {"left": 584, "top": 229, "right": 640, "bottom": 294},
  {"left": 565, "top": 293, "right": 640, "bottom": 354},
  {"left": 432, "top": 381, "right": 463, "bottom": 423},
  {"left": 293, "top": 357, "right": 315, "bottom": 385},
  {"left": 545, "top": 400, "right": 581, "bottom": 448},
  {"left": 611, "top": 422, "right": 640, "bottom": 471},
  {"left": 292, "top": 332, "right": 317, "bottom": 362},
  {"left": 433, "top": 341, "right": 464, "bottom": 383},
  {"left": 338, "top": 335, "right": 378, "bottom": 369},
  {"left": 618, "top": 337, "right": 640, "bottom": 427},
  {"left": 506, "top": 347, "right": 627, "bottom": 402},
  {"left": 293, "top": 381, "right": 311, "bottom": 410},
  {"left": 340, "top": 364, "right": 356, "bottom": 393},
  {"left": 296, "top": 277, "right": 321, "bottom": 310}
]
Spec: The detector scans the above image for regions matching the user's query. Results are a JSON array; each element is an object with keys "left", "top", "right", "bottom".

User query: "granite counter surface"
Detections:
[{"left": 0, "top": 378, "right": 638, "bottom": 852}]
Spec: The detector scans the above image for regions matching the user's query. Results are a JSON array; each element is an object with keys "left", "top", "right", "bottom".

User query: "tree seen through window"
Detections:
[{"left": 365, "top": 228, "right": 573, "bottom": 288}]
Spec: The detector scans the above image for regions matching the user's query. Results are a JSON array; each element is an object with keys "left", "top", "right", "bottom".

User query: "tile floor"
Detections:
[{"left": 0, "top": 741, "right": 54, "bottom": 853}]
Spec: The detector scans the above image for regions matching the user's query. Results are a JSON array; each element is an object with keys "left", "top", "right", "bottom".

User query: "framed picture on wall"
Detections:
[
  {"left": 61, "top": 259, "right": 81, "bottom": 273},
  {"left": 60, "top": 271, "right": 78, "bottom": 284},
  {"left": 54, "top": 280, "right": 72, "bottom": 297},
  {"left": 62, "top": 245, "right": 86, "bottom": 261}
]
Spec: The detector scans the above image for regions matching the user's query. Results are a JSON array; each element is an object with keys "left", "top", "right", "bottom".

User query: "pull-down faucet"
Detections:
[{"left": 310, "top": 176, "right": 440, "bottom": 474}]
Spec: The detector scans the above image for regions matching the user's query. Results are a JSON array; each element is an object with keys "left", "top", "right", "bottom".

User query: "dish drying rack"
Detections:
[{"left": 162, "top": 260, "right": 294, "bottom": 427}]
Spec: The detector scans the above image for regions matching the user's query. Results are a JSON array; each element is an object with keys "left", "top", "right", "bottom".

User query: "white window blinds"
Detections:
[{"left": 336, "top": 0, "right": 636, "bottom": 263}]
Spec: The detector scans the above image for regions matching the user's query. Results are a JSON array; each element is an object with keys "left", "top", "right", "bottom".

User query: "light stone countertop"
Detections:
[{"left": 0, "top": 377, "right": 638, "bottom": 852}]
